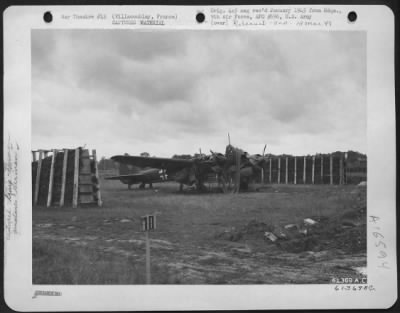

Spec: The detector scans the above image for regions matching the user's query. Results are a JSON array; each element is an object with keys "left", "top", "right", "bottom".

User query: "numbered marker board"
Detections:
[{"left": 141, "top": 215, "right": 156, "bottom": 231}]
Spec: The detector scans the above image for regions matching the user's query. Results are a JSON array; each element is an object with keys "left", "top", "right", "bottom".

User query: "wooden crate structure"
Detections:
[{"left": 32, "top": 148, "right": 102, "bottom": 208}]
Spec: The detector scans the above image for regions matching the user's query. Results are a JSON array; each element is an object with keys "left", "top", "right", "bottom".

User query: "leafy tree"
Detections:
[{"left": 172, "top": 154, "right": 192, "bottom": 159}]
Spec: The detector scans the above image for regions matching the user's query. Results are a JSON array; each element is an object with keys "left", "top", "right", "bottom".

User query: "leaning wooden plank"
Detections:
[
  {"left": 344, "top": 153, "right": 348, "bottom": 184},
  {"left": 269, "top": 158, "right": 272, "bottom": 183},
  {"left": 277, "top": 157, "right": 281, "bottom": 184},
  {"left": 59, "top": 149, "right": 68, "bottom": 207},
  {"left": 312, "top": 156, "right": 315, "bottom": 184},
  {"left": 340, "top": 156, "right": 345, "bottom": 185},
  {"left": 34, "top": 150, "right": 43, "bottom": 205},
  {"left": 321, "top": 156, "right": 324, "bottom": 184},
  {"left": 92, "top": 149, "right": 103, "bottom": 206},
  {"left": 339, "top": 156, "right": 344, "bottom": 185},
  {"left": 46, "top": 150, "right": 56, "bottom": 207},
  {"left": 285, "top": 157, "right": 288, "bottom": 184},
  {"left": 72, "top": 148, "right": 80, "bottom": 208}
]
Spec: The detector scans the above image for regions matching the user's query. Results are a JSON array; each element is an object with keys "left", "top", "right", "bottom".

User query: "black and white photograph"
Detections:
[
  {"left": 3, "top": 5, "right": 396, "bottom": 311},
  {"left": 31, "top": 29, "right": 367, "bottom": 285}
]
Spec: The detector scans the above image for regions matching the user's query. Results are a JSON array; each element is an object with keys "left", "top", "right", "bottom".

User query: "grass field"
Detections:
[{"left": 33, "top": 179, "right": 367, "bottom": 284}]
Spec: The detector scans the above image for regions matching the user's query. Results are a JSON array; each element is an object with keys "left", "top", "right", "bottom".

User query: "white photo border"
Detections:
[{"left": 3, "top": 5, "right": 397, "bottom": 311}]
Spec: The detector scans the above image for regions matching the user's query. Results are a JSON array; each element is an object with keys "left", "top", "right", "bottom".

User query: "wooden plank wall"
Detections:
[
  {"left": 32, "top": 148, "right": 102, "bottom": 208},
  {"left": 263, "top": 154, "right": 346, "bottom": 185}
]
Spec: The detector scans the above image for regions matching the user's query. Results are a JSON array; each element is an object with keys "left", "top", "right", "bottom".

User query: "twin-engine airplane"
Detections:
[{"left": 106, "top": 142, "right": 268, "bottom": 193}]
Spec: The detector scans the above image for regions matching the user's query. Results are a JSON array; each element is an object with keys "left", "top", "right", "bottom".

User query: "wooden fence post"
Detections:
[
  {"left": 303, "top": 156, "right": 306, "bottom": 184},
  {"left": 339, "top": 156, "right": 344, "bottom": 185},
  {"left": 285, "top": 157, "right": 288, "bottom": 184},
  {"left": 32, "top": 151, "right": 37, "bottom": 162},
  {"left": 321, "top": 156, "right": 324, "bottom": 184},
  {"left": 269, "top": 158, "right": 272, "bottom": 183},
  {"left": 344, "top": 152, "right": 348, "bottom": 184},
  {"left": 234, "top": 149, "right": 241, "bottom": 193},
  {"left": 72, "top": 148, "right": 80, "bottom": 208},
  {"left": 47, "top": 150, "right": 56, "bottom": 207},
  {"left": 312, "top": 155, "right": 315, "bottom": 184},
  {"left": 59, "top": 149, "right": 68, "bottom": 207},
  {"left": 34, "top": 150, "right": 43, "bottom": 205},
  {"left": 294, "top": 156, "right": 297, "bottom": 184},
  {"left": 330, "top": 155, "right": 333, "bottom": 185},
  {"left": 92, "top": 149, "right": 103, "bottom": 206},
  {"left": 261, "top": 168, "right": 264, "bottom": 185},
  {"left": 261, "top": 148, "right": 265, "bottom": 185},
  {"left": 145, "top": 230, "right": 151, "bottom": 284},
  {"left": 277, "top": 157, "right": 281, "bottom": 184}
]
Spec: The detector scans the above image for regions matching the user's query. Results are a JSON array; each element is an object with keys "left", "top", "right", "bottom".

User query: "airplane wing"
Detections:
[
  {"left": 110, "top": 155, "right": 194, "bottom": 172},
  {"left": 104, "top": 174, "right": 151, "bottom": 181},
  {"left": 104, "top": 170, "right": 170, "bottom": 184}
]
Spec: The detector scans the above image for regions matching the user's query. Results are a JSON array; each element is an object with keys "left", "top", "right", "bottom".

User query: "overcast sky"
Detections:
[{"left": 32, "top": 30, "right": 366, "bottom": 158}]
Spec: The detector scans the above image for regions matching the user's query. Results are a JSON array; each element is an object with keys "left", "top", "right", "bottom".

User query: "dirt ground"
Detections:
[{"left": 33, "top": 180, "right": 367, "bottom": 284}]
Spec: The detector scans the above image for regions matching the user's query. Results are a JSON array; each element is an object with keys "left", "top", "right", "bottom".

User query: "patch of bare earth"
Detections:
[{"left": 33, "top": 181, "right": 366, "bottom": 284}]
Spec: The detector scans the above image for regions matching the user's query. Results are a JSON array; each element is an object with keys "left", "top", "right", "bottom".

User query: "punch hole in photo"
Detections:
[
  {"left": 347, "top": 11, "right": 357, "bottom": 23},
  {"left": 196, "top": 12, "right": 205, "bottom": 23},
  {"left": 43, "top": 11, "right": 53, "bottom": 23}
]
